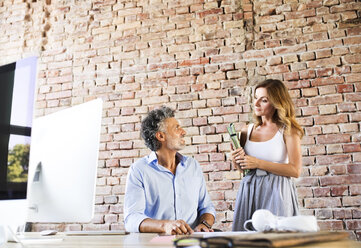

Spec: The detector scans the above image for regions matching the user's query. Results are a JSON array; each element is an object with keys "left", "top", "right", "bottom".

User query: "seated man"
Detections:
[{"left": 124, "top": 106, "right": 216, "bottom": 234}]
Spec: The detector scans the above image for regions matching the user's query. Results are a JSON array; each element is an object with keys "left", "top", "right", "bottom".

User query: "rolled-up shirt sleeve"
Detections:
[{"left": 124, "top": 164, "right": 148, "bottom": 232}]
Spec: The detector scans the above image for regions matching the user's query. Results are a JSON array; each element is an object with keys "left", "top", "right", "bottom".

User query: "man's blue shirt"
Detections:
[{"left": 124, "top": 151, "right": 216, "bottom": 232}]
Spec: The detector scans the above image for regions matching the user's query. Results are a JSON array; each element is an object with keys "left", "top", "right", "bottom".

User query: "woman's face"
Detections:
[{"left": 254, "top": 87, "right": 275, "bottom": 118}]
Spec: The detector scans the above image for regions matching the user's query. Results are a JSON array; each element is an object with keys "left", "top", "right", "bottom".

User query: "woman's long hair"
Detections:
[{"left": 253, "top": 79, "right": 304, "bottom": 138}]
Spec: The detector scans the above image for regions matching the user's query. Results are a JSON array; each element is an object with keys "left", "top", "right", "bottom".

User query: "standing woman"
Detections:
[{"left": 231, "top": 79, "right": 304, "bottom": 231}]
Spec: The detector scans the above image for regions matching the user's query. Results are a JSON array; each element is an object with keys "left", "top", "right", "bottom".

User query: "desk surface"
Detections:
[{"left": 1, "top": 232, "right": 360, "bottom": 248}]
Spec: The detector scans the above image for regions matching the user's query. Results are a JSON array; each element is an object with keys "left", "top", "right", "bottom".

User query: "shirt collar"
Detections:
[{"left": 147, "top": 151, "right": 186, "bottom": 167}]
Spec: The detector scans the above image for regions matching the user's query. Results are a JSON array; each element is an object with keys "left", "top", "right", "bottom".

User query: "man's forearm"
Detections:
[
  {"left": 139, "top": 218, "right": 165, "bottom": 233},
  {"left": 139, "top": 218, "right": 193, "bottom": 234}
]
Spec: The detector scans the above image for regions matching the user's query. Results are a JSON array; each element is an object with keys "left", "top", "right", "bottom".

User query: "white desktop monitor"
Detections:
[
  {"left": 0, "top": 56, "right": 37, "bottom": 230},
  {"left": 27, "top": 98, "right": 103, "bottom": 223}
]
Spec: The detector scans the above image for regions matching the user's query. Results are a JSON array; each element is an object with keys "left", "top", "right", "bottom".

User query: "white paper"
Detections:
[{"left": 191, "top": 231, "right": 255, "bottom": 238}]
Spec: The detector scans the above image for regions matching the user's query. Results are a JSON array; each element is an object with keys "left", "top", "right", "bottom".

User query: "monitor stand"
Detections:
[
  {"left": 27, "top": 162, "right": 42, "bottom": 215},
  {"left": 0, "top": 225, "right": 21, "bottom": 244}
]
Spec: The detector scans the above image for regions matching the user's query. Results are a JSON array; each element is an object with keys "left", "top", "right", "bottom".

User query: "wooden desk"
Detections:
[{"left": 1, "top": 232, "right": 360, "bottom": 248}]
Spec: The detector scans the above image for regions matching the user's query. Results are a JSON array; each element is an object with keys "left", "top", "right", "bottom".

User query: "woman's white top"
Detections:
[{"left": 244, "top": 123, "right": 288, "bottom": 165}]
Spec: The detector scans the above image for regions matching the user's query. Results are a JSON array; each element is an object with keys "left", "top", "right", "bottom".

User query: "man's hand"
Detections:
[
  {"left": 194, "top": 223, "right": 214, "bottom": 232},
  {"left": 162, "top": 219, "right": 193, "bottom": 235}
]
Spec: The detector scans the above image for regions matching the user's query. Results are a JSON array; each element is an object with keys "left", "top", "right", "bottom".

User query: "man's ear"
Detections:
[{"left": 155, "top": 131, "right": 165, "bottom": 142}]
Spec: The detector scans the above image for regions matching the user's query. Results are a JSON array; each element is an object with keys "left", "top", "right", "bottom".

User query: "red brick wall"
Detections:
[{"left": 1, "top": 0, "right": 360, "bottom": 240}]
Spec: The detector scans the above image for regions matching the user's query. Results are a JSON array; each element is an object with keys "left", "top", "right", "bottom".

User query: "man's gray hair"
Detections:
[{"left": 140, "top": 106, "right": 175, "bottom": 151}]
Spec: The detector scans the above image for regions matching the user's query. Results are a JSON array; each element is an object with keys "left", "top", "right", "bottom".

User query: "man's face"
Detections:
[{"left": 161, "top": 117, "right": 186, "bottom": 151}]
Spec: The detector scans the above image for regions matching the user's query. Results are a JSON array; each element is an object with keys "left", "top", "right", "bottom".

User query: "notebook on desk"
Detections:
[{"left": 65, "top": 230, "right": 129, "bottom": 236}]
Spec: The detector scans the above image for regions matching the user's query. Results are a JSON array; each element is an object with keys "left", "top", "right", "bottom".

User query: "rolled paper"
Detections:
[
  {"left": 227, "top": 123, "right": 241, "bottom": 149},
  {"left": 227, "top": 123, "right": 249, "bottom": 175}
]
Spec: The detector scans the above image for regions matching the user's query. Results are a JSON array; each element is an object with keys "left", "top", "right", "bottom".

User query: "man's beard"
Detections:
[{"left": 167, "top": 138, "right": 185, "bottom": 151}]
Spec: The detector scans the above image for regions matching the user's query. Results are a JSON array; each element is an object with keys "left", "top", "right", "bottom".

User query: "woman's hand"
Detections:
[
  {"left": 231, "top": 146, "right": 260, "bottom": 172},
  {"left": 237, "top": 155, "right": 260, "bottom": 170},
  {"left": 231, "top": 148, "right": 245, "bottom": 171}
]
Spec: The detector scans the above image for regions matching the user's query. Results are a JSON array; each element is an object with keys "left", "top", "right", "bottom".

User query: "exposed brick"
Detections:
[
  {"left": 307, "top": 57, "right": 341, "bottom": 68},
  {"left": 197, "top": 8, "right": 223, "bottom": 18},
  {"left": 305, "top": 126, "right": 322, "bottom": 135},
  {"left": 211, "top": 54, "right": 242, "bottom": 63},
  {"left": 331, "top": 186, "right": 348, "bottom": 196},
  {"left": 345, "top": 73, "right": 361, "bottom": 84},
  {"left": 321, "top": 174, "right": 361, "bottom": 186},
  {"left": 310, "top": 166, "right": 328, "bottom": 176},
  {"left": 274, "top": 44, "right": 306, "bottom": 55},
  {"left": 307, "top": 39, "right": 343, "bottom": 51},
  {"left": 343, "top": 54, "right": 361, "bottom": 64},
  {"left": 346, "top": 220, "right": 361, "bottom": 230},
  {"left": 350, "top": 112, "right": 361, "bottom": 122},
  {"left": 318, "top": 220, "right": 344, "bottom": 231},
  {"left": 219, "top": 63, "right": 234, "bottom": 72},
  {"left": 334, "top": 209, "right": 352, "bottom": 219},
  {"left": 283, "top": 54, "right": 298, "bottom": 63},
  {"left": 316, "top": 134, "right": 351, "bottom": 144},
  {"left": 198, "top": 144, "right": 217, "bottom": 153},
  {"left": 199, "top": 89, "right": 228, "bottom": 99},
  {"left": 300, "top": 52, "right": 315, "bottom": 61},
  {"left": 302, "top": 106, "right": 318, "bottom": 116},
  {"left": 317, "top": 154, "right": 351, "bottom": 165},
  {"left": 258, "top": 14, "right": 285, "bottom": 24},
  {"left": 265, "top": 64, "right": 289, "bottom": 74},
  {"left": 296, "top": 187, "right": 313, "bottom": 198},
  {"left": 316, "top": 68, "right": 333, "bottom": 77},
  {"left": 314, "top": 114, "right": 348, "bottom": 124},
  {"left": 345, "top": 93, "right": 361, "bottom": 102},
  {"left": 6, "top": 0, "right": 361, "bottom": 237},
  {"left": 209, "top": 191, "right": 225, "bottom": 201},
  {"left": 333, "top": 47, "right": 349, "bottom": 56},
  {"left": 319, "top": 104, "right": 336, "bottom": 115},
  {"left": 347, "top": 164, "right": 361, "bottom": 174},
  {"left": 243, "top": 49, "right": 273, "bottom": 59},
  {"left": 329, "top": 165, "right": 346, "bottom": 175},
  {"left": 265, "top": 39, "right": 280, "bottom": 48},
  {"left": 339, "top": 123, "right": 359, "bottom": 132},
  {"left": 350, "top": 185, "right": 361, "bottom": 195},
  {"left": 284, "top": 71, "right": 299, "bottom": 81},
  {"left": 295, "top": 107, "right": 310, "bottom": 119},
  {"left": 343, "top": 196, "right": 361, "bottom": 207},
  {"left": 267, "top": 56, "right": 282, "bottom": 66},
  {"left": 297, "top": 177, "right": 319, "bottom": 187},
  {"left": 337, "top": 84, "right": 354, "bottom": 93},
  {"left": 316, "top": 209, "right": 333, "bottom": 219},
  {"left": 311, "top": 76, "right": 344, "bottom": 87},
  {"left": 179, "top": 57, "right": 209, "bottom": 67},
  {"left": 208, "top": 181, "right": 233, "bottom": 191},
  {"left": 313, "top": 187, "right": 330, "bottom": 197},
  {"left": 285, "top": 80, "right": 311, "bottom": 89},
  {"left": 319, "top": 85, "right": 337, "bottom": 95},
  {"left": 304, "top": 197, "right": 341, "bottom": 208}
]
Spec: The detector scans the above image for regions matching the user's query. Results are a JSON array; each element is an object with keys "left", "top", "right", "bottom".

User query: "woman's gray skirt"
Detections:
[{"left": 232, "top": 169, "right": 299, "bottom": 231}]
